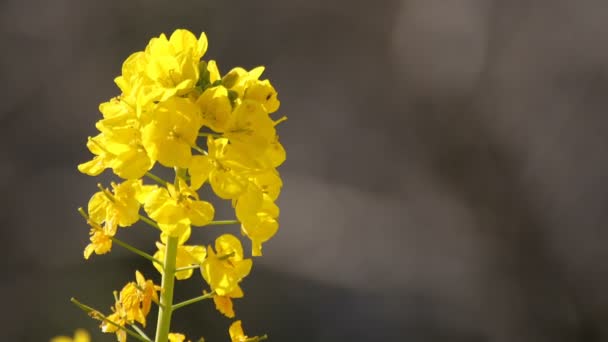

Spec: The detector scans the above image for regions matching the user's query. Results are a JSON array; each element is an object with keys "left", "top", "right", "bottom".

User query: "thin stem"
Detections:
[
  {"left": 175, "top": 264, "right": 201, "bottom": 272},
  {"left": 208, "top": 220, "right": 239, "bottom": 226},
  {"left": 246, "top": 335, "right": 269, "bottom": 342},
  {"left": 154, "top": 235, "right": 179, "bottom": 342},
  {"left": 130, "top": 324, "right": 152, "bottom": 341},
  {"left": 197, "top": 132, "right": 221, "bottom": 138},
  {"left": 139, "top": 215, "right": 161, "bottom": 230},
  {"left": 175, "top": 167, "right": 187, "bottom": 188},
  {"left": 97, "top": 183, "right": 115, "bottom": 202},
  {"left": 145, "top": 172, "right": 168, "bottom": 186},
  {"left": 109, "top": 236, "right": 162, "bottom": 266},
  {"left": 70, "top": 298, "right": 152, "bottom": 342},
  {"left": 171, "top": 291, "right": 215, "bottom": 311},
  {"left": 77, "top": 207, "right": 90, "bottom": 221},
  {"left": 192, "top": 144, "right": 208, "bottom": 155}
]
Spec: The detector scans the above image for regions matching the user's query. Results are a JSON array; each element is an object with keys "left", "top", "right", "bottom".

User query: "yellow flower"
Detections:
[
  {"left": 50, "top": 329, "right": 90, "bottom": 342},
  {"left": 114, "top": 51, "right": 148, "bottom": 104},
  {"left": 168, "top": 333, "right": 189, "bottom": 342},
  {"left": 101, "top": 310, "right": 127, "bottom": 342},
  {"left": 117, "top": 282, "right": 146, "bottom": 325},
  {"left": 193, "top": 137, "right": 251, "bottom": 199},
  {"left": 243, "top": 79, "right": 280, "bottom": 114},
  {"left": 154, "top": 241, "right": 207, "bottom": 280},
  {"left": 222, "top": 66, "right": 265, "bottom": 98},
  {"left": 229, "top": 321, "right": 266, "bottom": 342},
  {"left": 228, "top": 321, "right": 248, "bottom": 342},
  {"left": 249, "top": 169, "right": 283, "bottom": 201},
  {"left": 224, "top": 100, "right": 277, "bottom": 156},
  {"left": 201, "top": 234, "right": 252, "bottom": 295},
  {"left": 78, "top": 97, "right": 153, "bottom": 179},
  {"left": 141, "top": 179, "right": 214, "bottom": 237},
  {"left": 135, "top": 270, "right": 160, "bottom": 318},
  {"left": 188, "top": 154, "right": 215, "bottom": 191},
  {"left": 79, "top": 133, "right": 152, "bottom": 180},
  {"left": 88, "top": 180, "right": 141, "bottom": 234},
  {"left": 116, "top": 29, "right": 208, "bottom": 109},
  {"left": 142, "top": 30, "right": 205, "bottom": 104},
  {"left": 197, "top": 85, "right": 232, "bottom": 132},
  {"left": 235, "top": 186, "right": 279, "bottom": 256},
  {"left": 207, "top": 60, "right": 221, "bottom": 83},
  {"left": 83, "top": 228, "right": 112, "bottom": 259},
  {"left": 141, "top": 97, "right": 202, "bottom": 168},
  {"left": 212, "top": 287, "right": 243, "bottom": 319},
  {"left": 99, "top": 271, "right": 160, "bottom": 336}
]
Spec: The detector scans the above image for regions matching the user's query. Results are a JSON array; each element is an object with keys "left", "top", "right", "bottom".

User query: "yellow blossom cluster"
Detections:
[{"left": 73, "top": 29, "right": 282, "bottom": 342}]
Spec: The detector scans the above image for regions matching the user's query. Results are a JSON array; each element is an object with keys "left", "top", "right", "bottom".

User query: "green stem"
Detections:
[
  {"left": 109, "top": 236, "right": 162, "bottom": 266},
  {"left": 208, "top": 220, "right": 240, "bottom": 226},
  {"left": 70, "top": 298, "right": 152, "bottom": 342},
  {"left": 174, "top": 167, "right": 187, "bottom": 187},
  {"left": 171, "top": 291, "right": 215, "bottom": 311},
  {"left": 97, "top": 183, "right": 115, "bottom": 202},
  {"left": 145, "top": 172, "right": 168, "bottom": 186},
  {"left": 154, "top": 235, "right": 179, "bottom": 342},
  {"left": 175, "top": 264, "right": 201, "bottom": 272},
  {"left": 139, "top": 215, "right": 161, "bottom": 230},
  {"left": 197, "top": 132, "right": 221, "bottom": 138},
  {"left": 192, "top": 144, "right": 208, "bottom": 155},
  {"left": 131, "top": 324, "right": 152, "bottom": 341}
]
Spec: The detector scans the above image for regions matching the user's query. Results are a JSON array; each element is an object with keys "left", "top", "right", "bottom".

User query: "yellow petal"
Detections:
[
  {"left": 213, "top": 295, "right": 235, "bottom": 318},
  {"left": 187, "top": 200, "right": 215, "bottom": 226},
  {"left": 188, "top": 155, "right": 214, "bottom": 190}
]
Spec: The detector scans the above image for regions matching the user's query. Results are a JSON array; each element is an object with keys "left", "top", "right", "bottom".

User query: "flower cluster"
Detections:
[{"left": 73, "top": 29, "right": 283, "bottom": 342}]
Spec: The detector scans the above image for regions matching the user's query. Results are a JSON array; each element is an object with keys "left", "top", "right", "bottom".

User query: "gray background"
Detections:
[{"left": 2, "top": 0, "right": 608, "bottom": 341}]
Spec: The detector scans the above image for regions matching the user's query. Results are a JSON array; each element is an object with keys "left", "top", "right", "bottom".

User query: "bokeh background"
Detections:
[{"left": 2, "top": 0, "right": 608, "bottom": 341}]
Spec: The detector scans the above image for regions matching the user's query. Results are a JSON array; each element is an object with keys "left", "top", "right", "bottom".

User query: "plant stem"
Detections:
[
  {"left": 131, "top": 324, "right": 152, "bottom": 341},
  {"left": 197, "top": 132, "right": 221, "bottom": 138},
  {"left": 175, "top": 264, "right": 201, "bottom": 272},
  {"left": 139, "top": 215, "right": 161, "bottom": 230},
  {"left": 208, "top": 220, "right": 239, "bottom": 226},
  {"left": 171, "top": 291, "right": 214, "bottom": 311},
  {"left": 154, "top": 235, "right": 179, "bottom": 342},
  {"left": 145, "top": 172, "right": 168, "bottom": 186},
  {"left": 109, "top": 236, "right": 162, "bottom": 266},
  {"left": 192, "top": 144, "right": 208, "bottom": 155}
]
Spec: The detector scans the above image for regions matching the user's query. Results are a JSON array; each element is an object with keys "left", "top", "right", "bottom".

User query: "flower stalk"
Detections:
[
  {"left": 172, "top": 291, "right": 215, "bottom": 311},
  {"left": 154, "top": 235, "right": 179, "bottom": 342},
  {"left": 69, "top": 28, "right": 284, "bottom": 342}
]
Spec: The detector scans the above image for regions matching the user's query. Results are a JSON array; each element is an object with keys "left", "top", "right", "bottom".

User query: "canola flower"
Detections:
[{"left": 66, "top": 29, "right": 284, "bottom": 342}]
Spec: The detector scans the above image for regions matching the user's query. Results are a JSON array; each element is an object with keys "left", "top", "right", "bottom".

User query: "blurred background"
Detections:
[{"left": 2, "top": 0, "right": 608, "bottom": 341}]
